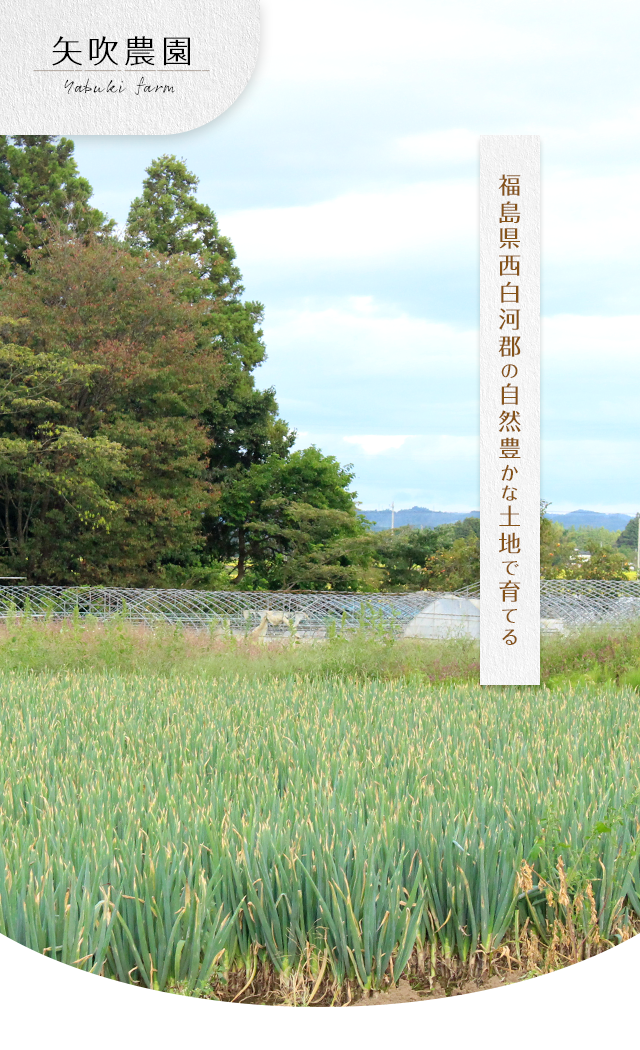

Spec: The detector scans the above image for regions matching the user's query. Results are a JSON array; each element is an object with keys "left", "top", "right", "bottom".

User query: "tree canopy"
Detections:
[
  {"left": 616, "top": 516, "right": 638, "bottom": 552},
  {"left": 0, "top": 234, "right": 219, "bottom": 584},
  {"left": 206, "top": 447, "right": 373, "bottom": 590},
  {"left": 0, "top": 135, "right": 112, "bottom": 271},
  {"left": 0, "top": 140, "right": 371, "bottom": 589},
  {"left": 540, "top": 507, "right": 631, "bottom": 581}
]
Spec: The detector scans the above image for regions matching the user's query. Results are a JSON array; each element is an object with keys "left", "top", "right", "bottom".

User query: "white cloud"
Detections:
[
  {"left": 393, "top": 129, "right": 477, "bottom": 165},
  {"left": 534, "top": 111, "right": 640, "bottom": 169},
  {"left": 292, "top": 429, "right": 640, "bottom": 514},
  {"left": 543, "top": 314, "right": 638, "bottom": 361},
  {"left": 260, "top": 1, "right": 515, "bottom": 84},
  {"left": 259, "top": 0, "right": 609, "bottom": 86},
  {"left": 392, "top": 118, "right": 640, "bottom": 175},
  {"left": 260, "top": 301, "right": 640, "bottom": 509},
  {"left": 219, "top": 180, "right": 474, "bottom": 267},
  {"left": 408, "top": 435, "right": 478, "bottom": 463},
  {"left": 220, "top": 169, "right": 640, "bottom": 286},
  {"left": 541, "top": 439, "right": 640, "bottom": 514},
  {"left": 541, "top": 315, "right": 640, "bottom": 436},
  {"left": 261, "top": 299, "right": 476, "bottom": 381},
  {"left": 260, "top": 301, "right": 640, "bottom": 438},
  {"left": 343, "top": 435, "right": 408, "bottom": 455},
  {"left": 293, "top": 432, "right": 479, "bottom": 510},
  {"left": 71, "top": 0, "right": 640, "bottom": 513},
  {"left": 544, "top": 173, "right": 640, "bottom": 264}
]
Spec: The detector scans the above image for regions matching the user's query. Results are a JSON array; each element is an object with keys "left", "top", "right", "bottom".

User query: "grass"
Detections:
[
  {"left": 1, "top": 668, "right": 640, "bottom": 1002},
  {"left": 0, "top": 613, "right": 482, "bottom": 681},
  {"left": 2, "top": 613, "right": 640, "bottom": 686},
  {"left": 542, "top": 626, "right": 640, "bottom": 687}
]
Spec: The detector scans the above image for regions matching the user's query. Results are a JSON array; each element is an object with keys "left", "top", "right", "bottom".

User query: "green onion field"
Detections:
[{"left": 1, "top": 665, "right": 640, "bottom": 1003}]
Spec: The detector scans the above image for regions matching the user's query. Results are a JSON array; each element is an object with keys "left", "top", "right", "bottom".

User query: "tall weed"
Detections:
[{"left": 5, "top": 614, "right": 640, "bottom": 685}]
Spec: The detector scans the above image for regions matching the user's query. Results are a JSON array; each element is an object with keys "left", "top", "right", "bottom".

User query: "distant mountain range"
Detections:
[
  {"left": 361, "top": 507, "right": 634, "bottom": 533},
  {"left": 546, "top": 510, "right": 634, "bottom": 532},
  {"left": 361, "top": 507, "right": 480, "bottom": 531}
]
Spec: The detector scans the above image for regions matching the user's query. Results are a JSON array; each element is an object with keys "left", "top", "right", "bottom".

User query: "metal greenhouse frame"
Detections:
[{"left": 0, "top": 580, "right": 637, "bottom": 634}]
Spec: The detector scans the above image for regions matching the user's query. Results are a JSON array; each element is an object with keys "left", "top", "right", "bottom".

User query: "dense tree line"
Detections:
[
  {"left": 1, "top": 138, "right": 619, "bottom": 590},
  {"left": 0, "top": 137, "right": 371, "bottom": 587},
  {"left": 540, "top": 508, "right": 631, "bottom": 580},
  {"left": 0, "top": 136, "right": 490, "bottom": 592}
]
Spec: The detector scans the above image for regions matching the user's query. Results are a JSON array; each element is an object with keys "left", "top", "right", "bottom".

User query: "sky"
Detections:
[{"left": 71, "top": 0, "right": 640, "bottom": 513}]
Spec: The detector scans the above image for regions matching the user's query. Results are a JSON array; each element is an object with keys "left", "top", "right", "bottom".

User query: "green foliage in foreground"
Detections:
[
  {"left": 541, "top": 623, "right": 640, "bottom": 687},
  {"left": 1, "top": 673, "right": 640, "bottom": 993},
  {"left": 540, "top": 514, "right": 632, "bottom": 580},
  {"left": 0, "top": 615, "right": 479, "bottom": 681},
  {"left": 5, "top": 615, "right": 640, "bottom": 688}
]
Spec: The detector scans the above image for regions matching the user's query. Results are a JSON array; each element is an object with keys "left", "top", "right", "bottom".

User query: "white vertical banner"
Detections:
[{"left": 480, "top": 136, "right": 540, "bottom": 685}]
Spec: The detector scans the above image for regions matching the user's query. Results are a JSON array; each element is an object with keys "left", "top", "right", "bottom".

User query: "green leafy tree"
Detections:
[
  {"left": 540, "top": 506, "right": 632, "bottom": 580},
  {"left": 564, "top": 525, "right": 621, "bottom": 549},
  {"left": 451, "top": 516, "right": 480, "bottom": 541},
  {"left": 0, "top": 151, "right": 370, "bottom": 589},
  {"left": 207, "top": 447, "right": 373, "bottom": 588},
  {"left": 370, "top": 518, "right": 480, "bottom": 592},
  {"left": 244, "top": 500, "right": 376, "bottom": 591},
  {"left": 372, "top": 526, "right": 449, "bottom": 591},
  {"left": 0, "top": 234, "right": 222, "bottom": 584},
  {"left": 0, "top": 325, "right": 129, "bottom": 577},
  {"left": 563, "top": 541, "right": 631, "bottom": 581},
  {"left": 616, "top": 516, "right": 638, "bottom": 566},
  {"left": 0, "top": 136, "right": 112, "bottom": 271},
  {"left": 125, "top": 155, "right": 274, "bottom": 393},
  {"left": 421, "top": 533, "right": 480, "bottom": 591},
  {"left": 126, "top": 153, "right": 240, "bottom": 287},
  {"left": 540, "top": 514, "right": 573, "bottom": 577},
  {"left": 126, "top": 155, "right": 294, "bottom": 499}
]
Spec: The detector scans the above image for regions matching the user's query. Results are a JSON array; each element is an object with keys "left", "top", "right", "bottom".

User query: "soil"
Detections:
[
  {"left": 346, "top": 965, "right": 633, "bottom": 1007},
  {"left": 349, "top": 973, "right": 523, "bottom": 1006},
  {"left": 126, "top": 965, "right": 633, "bottom": 1007}
]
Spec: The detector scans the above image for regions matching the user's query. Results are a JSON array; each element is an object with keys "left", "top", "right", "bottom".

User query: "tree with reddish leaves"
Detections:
[{"left": 0, "top": 234, "right": 222, "bottom": 585}]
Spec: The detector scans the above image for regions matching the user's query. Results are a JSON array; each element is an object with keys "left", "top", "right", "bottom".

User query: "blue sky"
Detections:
[{"left": 71, "top": 0, "right": 640, "bottom": 513}]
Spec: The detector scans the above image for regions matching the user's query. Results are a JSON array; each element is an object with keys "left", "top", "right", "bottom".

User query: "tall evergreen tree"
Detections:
[
  {"left": 617, "top": 515, "right": 638, "bottom": 551},
  {"left": 126, "top": 154, "right": 242, "bottom": 291},
  {"left": 126, "top": 155, "right": 291, "bottom": 463},
  {"left": 126, "top": 156, "right": 300, "bottom": 577},
  {"left": 0, "top": 136, "right": 112, "bottom": 270},
  {"left": 125, "top": 156, "right": 372, "bottom": 587}
]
